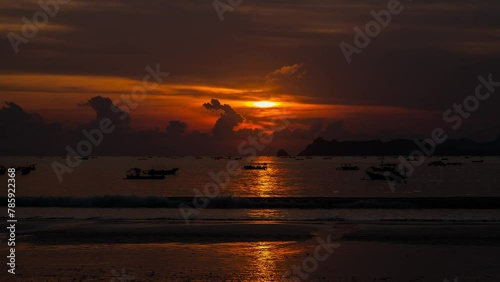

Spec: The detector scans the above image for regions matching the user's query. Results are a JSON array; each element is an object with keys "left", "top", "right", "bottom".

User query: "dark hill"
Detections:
[{"left": 298, "top": 137, "right": 500, "bottom": 156}]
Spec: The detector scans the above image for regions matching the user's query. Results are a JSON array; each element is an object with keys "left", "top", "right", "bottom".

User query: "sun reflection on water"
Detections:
[{"left": 242, "top": 160, "right": 283, "bottom": 197}]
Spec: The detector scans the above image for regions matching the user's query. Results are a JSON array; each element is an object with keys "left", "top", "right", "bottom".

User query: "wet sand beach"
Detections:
[{"left": 1, "top": 219, "right": 500, "bottom": 281}]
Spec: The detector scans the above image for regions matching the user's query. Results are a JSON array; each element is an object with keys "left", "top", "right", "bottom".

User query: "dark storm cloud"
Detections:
[
  {"left": 78, "top": 96, "right": 130, "bottom": 128},
  {"left": 0, "top": 102, "right": 64, "bottom": 154},
  {"left": 0, "top": 101, "right": 62, "bottom": 137},
  {"left": 203, "top": 99, "right": 245, "bottom": 139},
  {"left": 165, "top": 120, "right": 187, "bottom": 136},
  {"left": 1, "top": 97, "right": 280, "bottom": 155}
]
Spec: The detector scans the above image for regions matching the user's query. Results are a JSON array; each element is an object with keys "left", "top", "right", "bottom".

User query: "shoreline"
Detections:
[{"left": 4, "top": 219, "right": 500, "bottom": 245}]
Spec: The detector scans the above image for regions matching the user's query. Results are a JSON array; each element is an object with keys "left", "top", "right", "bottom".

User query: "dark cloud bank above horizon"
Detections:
[
  {"left": 0, "top": 97, "right": 344, "bottom": 155},
  {"left": 1, "top": 97, "right": 500, "bottom": 156}
]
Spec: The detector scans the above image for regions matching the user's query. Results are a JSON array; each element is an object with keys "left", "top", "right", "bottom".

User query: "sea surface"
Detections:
[{"left": 1, "top": 155, "right": 500, "bottom": 221}]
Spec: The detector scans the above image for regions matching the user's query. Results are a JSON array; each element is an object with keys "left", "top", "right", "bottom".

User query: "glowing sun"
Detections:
[{"left": 253, "top": 101, "right": 277, "bottom": 108}]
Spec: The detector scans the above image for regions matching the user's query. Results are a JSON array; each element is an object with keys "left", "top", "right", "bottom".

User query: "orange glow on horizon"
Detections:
[{"left": 0, "top": 73, "right": 439, "bottom": 135}]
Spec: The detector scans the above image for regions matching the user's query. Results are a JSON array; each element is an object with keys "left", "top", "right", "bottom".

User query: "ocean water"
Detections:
[
  {"left": 2, "top": 156, "right": 500, "bottom": 221},
  {"left": 3, "top": 155, "right": 500, "bottom": 197}
]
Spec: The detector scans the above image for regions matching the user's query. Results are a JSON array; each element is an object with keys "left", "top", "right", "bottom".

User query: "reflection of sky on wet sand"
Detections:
[
  {"left": 222, "top": 241, "right": 302, "bottom": 281},
  {"left": 154, "top": 241, "right": 303, "bottom": 281},
  {"left": 14, "top": 241, "right": 305, "bottom": 281},
  {"left": 252, "top": 242, "right": 280, "bottom": 279}
]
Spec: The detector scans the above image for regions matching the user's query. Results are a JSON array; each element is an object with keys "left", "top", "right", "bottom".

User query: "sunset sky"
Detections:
[{"left": 1, "top": 0, "right": 500, "bottom": 154}]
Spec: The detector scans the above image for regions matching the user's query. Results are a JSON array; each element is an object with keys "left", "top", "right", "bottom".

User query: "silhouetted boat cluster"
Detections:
[
  {"left": 244, "top": 163, "right": 268, "bottom": 170},
  {"left": 340, "top": 156, "right": 487, "bottom": 182},
  {"left": 0, "top": 164, "right": 37, "bottom": 175},
  {"left": 335, "top": 158, "right": 408, "bottom": 181},
  {"left": 369, "top": 163, "right": 397, "bottom": 172},
  {"left": 211, "top": 156, "right": 242, "bottom": 160},
  {"left": 124, "top": 167, "right": 178, "bottom": 180},
  {"left": 427, "top": 159, "right": 483, "bottom": 166},
  {"left": 363, "top": 165, "right": 407, "bottom": 181},
  {"left": 18, "top": 164, "right": 37, "bottom": 175},
  {"left": 336, "top": 164, "right": 359, "bottom": 171},
  {"left": 349, "top": 160, "right": 406, "bottom": 181}
]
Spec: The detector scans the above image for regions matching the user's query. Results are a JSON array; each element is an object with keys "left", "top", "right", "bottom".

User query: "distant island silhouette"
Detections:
[
  {"left": 277, "top": 149, "right": 289, "bottom": 157},
  {"left": 298, "top": 135, "right": 500, "bottom": 156}
]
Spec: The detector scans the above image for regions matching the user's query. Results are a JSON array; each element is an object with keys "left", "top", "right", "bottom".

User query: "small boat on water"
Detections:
[
  {"left": 364, "top": 170, "right": 388, "bottom": 180},
  {"left": 336, "top": 164, "right": 359, "bottom": 171},
  {"left": 363, "top": 170, "right": 406, "bottom": 181},
  {"left": 144, "top": 168, "right": 179, "bottom": 176},
  {"left": 212, "top": 156, "right": 229, "bottom": 160},
  {"left": 363, "top": 168, "right": 407, "bottom": 181},
  {"left": 362, "top": 159, "right": 406, "bottom": 181},
  {"left": 125, "top": 168, "right": 165, "bottom": 179},
  {"left": 369, "top": 163, "right": 397, "bottom": 172},
  {"left": 244, "top": 163, "right": 267, "bottom": 170},
  {"left": 126, "top": 174, "right": 165, "bottom": 180},
  {"left": 15, "top": 164, "right": 37, "bottom": 175}
]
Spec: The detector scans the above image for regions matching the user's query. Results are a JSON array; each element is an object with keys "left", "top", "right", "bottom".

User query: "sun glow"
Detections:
[{"left": 253, "top": 101, "right": 277, "bottom": 108}]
